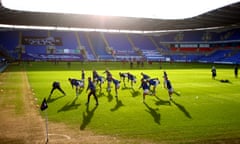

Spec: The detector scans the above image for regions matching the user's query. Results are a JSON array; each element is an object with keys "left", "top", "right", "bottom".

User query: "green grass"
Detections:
[
  {"left": 22, "top": 61, "right": 240, "bottom": 143},
  {"left": 0, "top": 66, "right": 25, "bottom": 115}
]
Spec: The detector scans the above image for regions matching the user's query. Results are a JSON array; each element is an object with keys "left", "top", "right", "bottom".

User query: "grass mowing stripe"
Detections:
[{"left": 1, "top": 67, "right": 25, "bottom": 115}]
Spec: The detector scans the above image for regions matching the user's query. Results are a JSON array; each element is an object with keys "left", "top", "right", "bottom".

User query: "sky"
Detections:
[{"left": 2, "top": 0, "right": 240, "bottom": 19}]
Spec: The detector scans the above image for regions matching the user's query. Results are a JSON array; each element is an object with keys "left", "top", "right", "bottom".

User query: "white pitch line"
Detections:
[{"left": 48, "top": 133, "right": 71, "bottom": 140}]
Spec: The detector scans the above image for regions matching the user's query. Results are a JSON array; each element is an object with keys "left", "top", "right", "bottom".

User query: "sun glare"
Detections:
[{"left": 2, "top": 0, "right": 240, "bottom": 19}]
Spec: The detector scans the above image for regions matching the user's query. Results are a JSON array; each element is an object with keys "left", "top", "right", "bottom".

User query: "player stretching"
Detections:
[
  {"left": 163, "top": 70, "right": 168, "bottom": 88},
  {"left": 86, "top": 77, "right": 99, "bottom": 105},
  {"left": 148, "top": 78, "right": 160, "bottom": 96},
  {"left": 127, "top": 72, "right": 136, "bottom": 88},
  {"left": 165, "top": 78, "right": 180, "bottom": 100},
  {"left": 96, "top": 75, "right": 105, "bottom": 92},
  {"left": 141, "top": 72, "right": 150, "bottom": 81},
  {"left": 49, "top": 81, "right": 66, "bottom": 97},
  {"left": 68, "top": 78, "right": 84, "bottom": 96},
  {"left": 139, "top": 79, "right": 151, "bottom": 102},
  {"left": 112, "top": 77, "right": 121, "bottom": 98},
  {"left": 92, "top": 70, "right": 99, "bottom": 84},
  {"left": 104, "top": 69, "right": 112, "bottom": 92},
  {"left": 119, "top": 72, "right": 128, "bottom": 87}
]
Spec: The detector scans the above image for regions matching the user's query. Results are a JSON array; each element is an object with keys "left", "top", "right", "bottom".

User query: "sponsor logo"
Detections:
[{"left": 22, "top": 36, "right": 62, "bottom": 46}]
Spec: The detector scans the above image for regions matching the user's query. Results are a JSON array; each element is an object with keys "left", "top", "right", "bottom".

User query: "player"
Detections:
[
  {"left": 211, "top": 66, "right": 217, "bottom": 79},
  {"left": 139, "top": 78, "right": 151, "bottom": 102},
  {"left": 49, "top": 81, "right": 66, "bottom": 97},
  {"left": 165, "top": 78, "right": 174, "bottom": 100},
  {"left": 92, "top": 70, "right": 99, "bottom": 83},
  {"left": 163, "top": 70, "right": 168, "bottom": 78},
  {"left": 81, "top": 69, "right": 85, "bottom": 87},
  {"left": 130, "top": 60, "right": 133, "bottom": 69},
  {"left": 141, "top": 72, "right": 150, "bottom": 81},
  {"left": 164, "top": 78, "right": 180, "bottom": 100},
  {"left": 112, "top": 77, "right": 121, "bottom": 97},
  {"left": 148, "top": 78, "right": 160, "bottom": 95},
  {"left": 163, "top": 70, "right": 168, "bottom": 88},
  {"left": 96, "top": 75, "right": 105, "bottom": 92},
  {"left": 234, "top": 64, "right": 238, "bottom": 78},
  {"left": 86, "top": 77, "right": 99, "bottom": 105},
  {"left": 119, "top": 72, "right": 128, "bottom": 87},
  {"left": 127, "top": 72, "right": 136, "bottom": 88},
  {"left": 104, "top": 68, "right": 112, "bottom": 92},
  {"left": 68, "top": 78, "right": 84, "bottom": 96}
]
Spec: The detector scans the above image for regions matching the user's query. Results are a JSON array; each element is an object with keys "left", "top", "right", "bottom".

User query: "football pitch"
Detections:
[{"left": 23, "top": 61, "right": 240, "bottom": 143}]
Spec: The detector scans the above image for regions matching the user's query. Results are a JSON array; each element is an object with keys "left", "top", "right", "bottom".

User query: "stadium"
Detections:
[{"left": 0, "top": 0, "right": 240, "bottom": 144}]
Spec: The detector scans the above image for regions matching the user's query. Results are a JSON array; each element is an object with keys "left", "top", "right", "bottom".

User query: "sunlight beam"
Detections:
[{"left": 2, "top": 0, "right": 240, "bottom": 19}]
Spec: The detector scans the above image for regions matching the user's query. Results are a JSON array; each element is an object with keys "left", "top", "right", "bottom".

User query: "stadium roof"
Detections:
[{"left": 0, "top": 1, "right": 240, "bottom": 32}]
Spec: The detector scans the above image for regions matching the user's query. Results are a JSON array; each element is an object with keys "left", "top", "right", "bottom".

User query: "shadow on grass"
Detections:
[
  {"left": 97, "top": 91, "right": 105, "bottom": 98},
  {"left": 144, "top": 102, "right": 161, "bottom": 125},
  {"left": 77, "top": 89, "right": 84, "bottom": 96},
  {"left": 57, "top": 96, "right": 81, "bottom": 113},
  {"left": 47, "top": 95, "right": 65, "bottom": 103},
  {"left": 171, "top": 100, "right": 192, "bottom": 119},
  {"left": 80, "top": 104, "right": 98, "bottom": 130},
  {"left": 121, "top": 87, "right": 133, "bottom": 90},
  {"left": 131, "top": 89, "right": 141, "bottom": 97},
  {"left": 173, "top": 91, "right": 181, "bottom": 96},
  {"left": 154, "top": 96, "right": 171, "bottom": 106},
  {"left": 110, "top": 97, "right": 124, "bottom": 112},
  {"left": 216, "top": 79, "right": 232, "bottom": 84},
  {"left": 107, "top": 92, "right": 113, "bottom": 102}
]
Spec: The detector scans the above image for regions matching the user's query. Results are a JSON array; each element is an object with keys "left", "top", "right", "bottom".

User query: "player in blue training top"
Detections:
[
  {"left": 86, "top": 77, "right": 98, "bottom": 105},
  {"left": 68, "top": 78, "right": 84, "bottom": 96},
  {"left": 92, "top": 70, "right": 99, "bottom": 83},
  {"left": 112, "top": 77, "right": 121, "bottom": 97},
  {"left": 119, "top": 72, "right": 128, "bottom": 87},
  {"left": 104, "top": 68, "right": 112, "bottom": 92},
  {"left": 141, "top": 72, "right": 150, "bottom": 81},
  {"left": 127, "top": 72, "right": 136, "bottom": 88},
  {"left": 96, "top": 75, "right": 105, "bottom": 92},
  {"left": 139, "top": 78, "right": 151, "bottom": 102},
  {"left": 163, "top": 70, "right": 168, "bottom": 88},
  {"left": 164, "top": 77, "right": 180, "bottom": 100},
  {"left": 165, "top": 78, "right": 173, "bottom": 100},
  {"left": 49, "top": 81, "right": 66, "bottom": 97},
  {"left": 148, "top": 78, "right": 160, "bottom": 96}
]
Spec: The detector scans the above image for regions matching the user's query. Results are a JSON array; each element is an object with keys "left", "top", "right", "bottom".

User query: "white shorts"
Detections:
[
  {"left": 99, "top": 77, "right": 104, "bottom": 84},
  {"left": 143, "top": 89, "right": 149, "bottom": 94},
  {"left": 168, "top": 88, "right": 173, "bottom": 93},
  {"left": 153, "top": 80, "right": 159, "bottom": 86},
  {"left": 116, "top": 84, "right": 120, "bottom": 89},
  {"left": 77, "top": 81, "right": 84, "bottom": 87},
  {"left": 123, "top": 73, "right": 128, "bottom": 77}
]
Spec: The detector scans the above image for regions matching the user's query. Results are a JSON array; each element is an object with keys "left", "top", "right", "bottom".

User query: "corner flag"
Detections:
[
  {"left": 40, "top": 98, "right": 49, "bottom": 143},
  {"left": 40, "top": 98, "right": 48, "bottom": 111}
]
